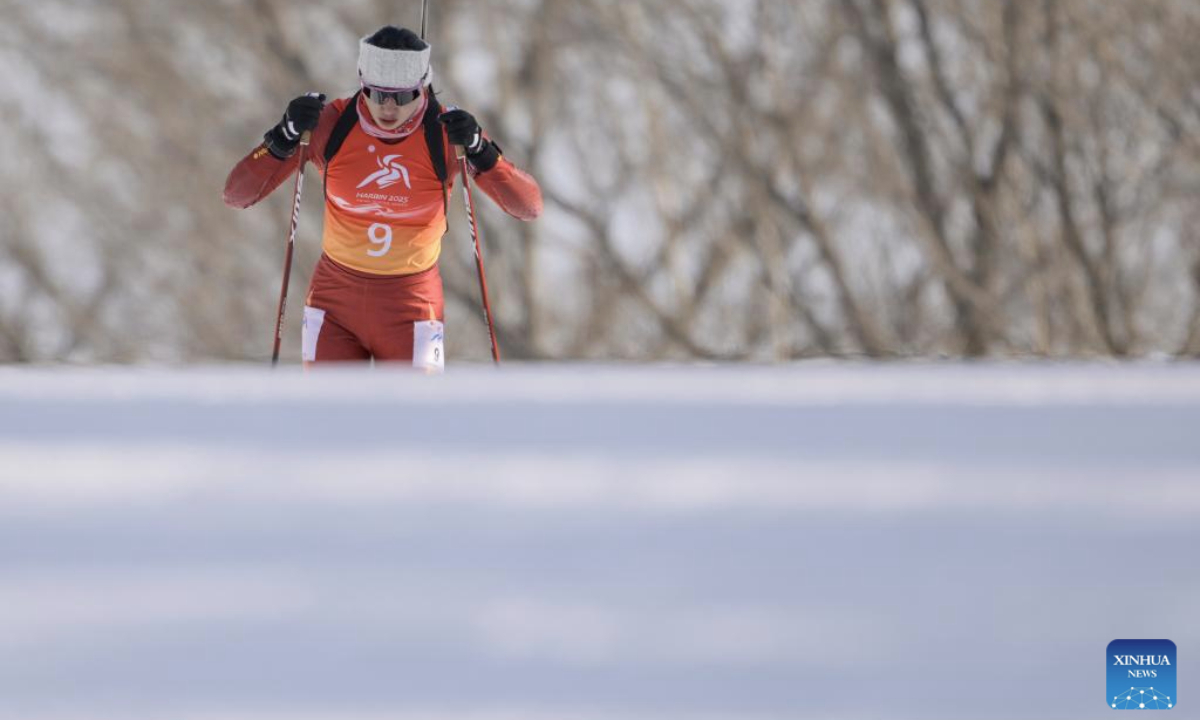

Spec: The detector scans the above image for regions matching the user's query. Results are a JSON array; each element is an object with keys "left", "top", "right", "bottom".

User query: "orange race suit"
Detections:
[{"left": 223, "top": 93, "right": 542, "bottom": 366}]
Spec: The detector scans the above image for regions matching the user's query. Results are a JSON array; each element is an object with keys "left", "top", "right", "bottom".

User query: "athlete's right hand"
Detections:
[{"left": 263, "top": 92, "right": 326, "bottom": 159}]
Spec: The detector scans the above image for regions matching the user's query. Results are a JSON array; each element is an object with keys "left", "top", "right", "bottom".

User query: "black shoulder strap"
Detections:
[
  {"left": 325, "top": 89, "right": 446, "bottom": 182},
  {"left": 324, "top": 90, "right": 362, "bottom": 166},
  {"left": 423, "top": 91, "right": 450, "bottom": 219},
  {"left": 323, "top": 89, "right": 450, "bottom": 219},
  {"left": 423, "top": 92, "right": 448, "bottom": 184}
]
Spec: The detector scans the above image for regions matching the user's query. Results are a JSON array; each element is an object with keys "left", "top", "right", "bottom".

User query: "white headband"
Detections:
[{"left": 357, "top": 38, "right": 432, "bottom": 89}]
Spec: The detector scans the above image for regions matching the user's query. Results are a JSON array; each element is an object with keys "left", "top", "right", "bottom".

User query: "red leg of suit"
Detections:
[{"left": 303, "top": 253, "right": 444, "bottom": 368}]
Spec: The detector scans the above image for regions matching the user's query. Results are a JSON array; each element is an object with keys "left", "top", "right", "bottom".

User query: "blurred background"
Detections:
[
  {"left": 3, "top": 3, "right": 1200, "bottom": 720},
  {"left": 2, "top": 0, "right": 1198, "bottom": 363}
]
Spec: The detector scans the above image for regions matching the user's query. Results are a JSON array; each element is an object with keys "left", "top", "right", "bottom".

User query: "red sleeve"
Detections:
[
  {"left": 443, "top": 130, "right": 543, "bottom": 222},
  {"left": 222, "top": 99, "right": 346, "bottom": 209},
  {"left": 471, "top": 157, "right": 544, "bottom": 222}
]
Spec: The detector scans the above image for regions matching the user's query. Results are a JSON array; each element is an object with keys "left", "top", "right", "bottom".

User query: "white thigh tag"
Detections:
[
  {"left": 301, "top": 306, "right": 326, "bottom": 362},
  {"left": 413, "top": 320, "right": 445, "bottom": 373}
]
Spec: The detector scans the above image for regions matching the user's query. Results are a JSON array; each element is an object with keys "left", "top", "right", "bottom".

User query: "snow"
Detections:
[{"left": 1, "top": 362, "right": 1198, "bottom": 720}]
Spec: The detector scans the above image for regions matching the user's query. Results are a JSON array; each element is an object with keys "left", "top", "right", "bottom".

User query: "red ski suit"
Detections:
[{"left": 224, "top": 93, "right": 542, "bottom": 367}]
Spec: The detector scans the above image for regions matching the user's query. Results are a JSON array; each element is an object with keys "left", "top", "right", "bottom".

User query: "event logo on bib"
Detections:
[{"left": 358, "top": 150, "right": 411, "bottom": 191}]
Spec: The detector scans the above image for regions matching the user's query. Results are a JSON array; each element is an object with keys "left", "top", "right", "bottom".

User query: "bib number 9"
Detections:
[{"left": 367, "top": 223, "right": 393, "bottom": 257}]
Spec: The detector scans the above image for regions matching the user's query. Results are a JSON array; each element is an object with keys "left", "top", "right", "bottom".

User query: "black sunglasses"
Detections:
[{"left": 362, "top": 85, "right": 422, "bottom": 106}]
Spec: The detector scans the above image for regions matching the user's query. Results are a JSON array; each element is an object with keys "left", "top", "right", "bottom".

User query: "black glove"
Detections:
[
  {"left": 263, "top": 92, "right": 326, "bottom": 159},
  {"left": 440, "top": 108, "right": 501, "bottom": 172}
]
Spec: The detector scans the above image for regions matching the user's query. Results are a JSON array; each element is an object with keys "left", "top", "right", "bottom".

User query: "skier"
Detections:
[{"left": 224, "top": 25, "right": 542, "bottom": 370}]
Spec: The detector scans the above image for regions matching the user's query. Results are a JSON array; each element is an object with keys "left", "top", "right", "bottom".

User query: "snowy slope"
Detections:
[{"left": 1, "top": 363, "right": 1198, "bottom": 720}]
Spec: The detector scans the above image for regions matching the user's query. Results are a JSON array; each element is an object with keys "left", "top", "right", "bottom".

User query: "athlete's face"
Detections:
[{"left": 364, "top": 89, "right": 423, "bottom": 130}]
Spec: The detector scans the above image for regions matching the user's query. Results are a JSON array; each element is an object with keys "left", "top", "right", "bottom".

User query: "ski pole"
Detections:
[
  {"left": 419, "top": 1, "right": 496, "bottom": 363},
  {"left": 456, "top": 146, "right": 501, "bottom": 365},
  {"left": 270, "top": 131, "right": 311, "bottom": 366}
]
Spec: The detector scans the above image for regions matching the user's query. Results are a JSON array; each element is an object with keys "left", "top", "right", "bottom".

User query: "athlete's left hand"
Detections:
[
  {"left": 440, "top": 108, "right": 486, "bottom": 153},
  {"left": 440, "top": 108, "right": 501, "bottom": 172}
]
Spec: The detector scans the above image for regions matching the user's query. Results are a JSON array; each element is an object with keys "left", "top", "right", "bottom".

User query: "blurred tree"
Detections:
[{"left": 0, "top": 0, "right": 1197, "bottom": 362}]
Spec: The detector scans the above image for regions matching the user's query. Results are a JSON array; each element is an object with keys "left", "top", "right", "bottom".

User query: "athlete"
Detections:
[{"left": 224, "top": 25, "right": 542, "bottom": 370}]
